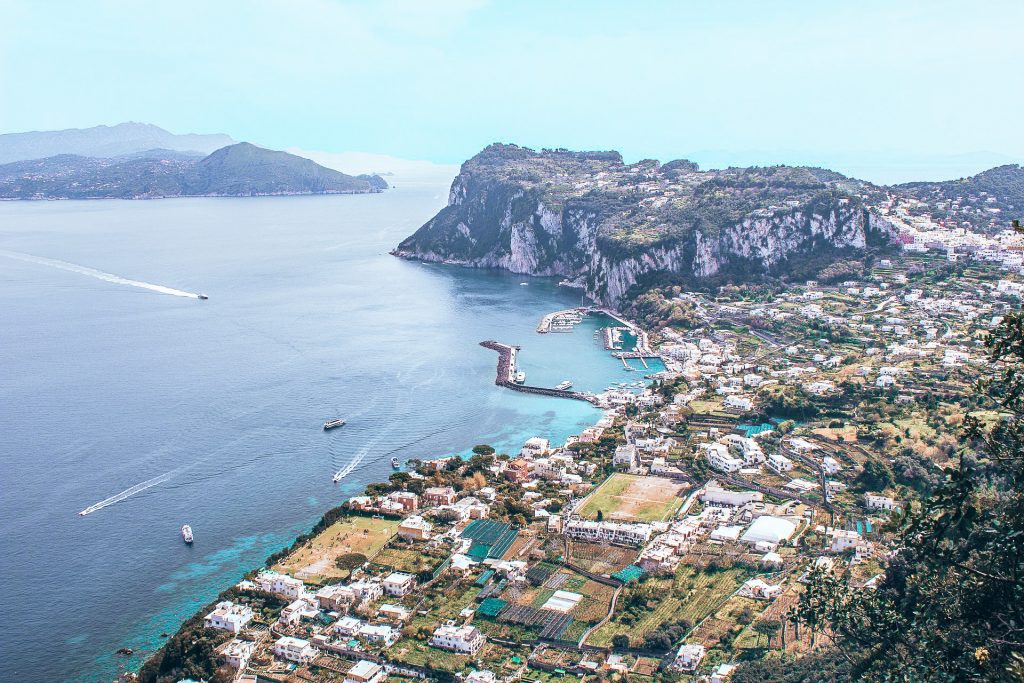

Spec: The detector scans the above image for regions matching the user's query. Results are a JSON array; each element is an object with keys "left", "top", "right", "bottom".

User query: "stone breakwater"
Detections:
[{"left": 480, "top": 340, "right": 599, "bottom": 404}]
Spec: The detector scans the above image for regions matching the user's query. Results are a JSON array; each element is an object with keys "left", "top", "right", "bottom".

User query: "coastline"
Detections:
[{"left": 134, "top": 305, "right": 655, "bottom": 680}]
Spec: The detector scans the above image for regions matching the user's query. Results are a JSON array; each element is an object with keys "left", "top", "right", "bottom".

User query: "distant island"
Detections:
[
  {"left": 394, "top": 143, "right": 1023, "bottom": 305},
  {"left": 0, "top": 142, "right": 388, "bottom": 199},
  {"left": 0, "top": 121, "right": 235, "bottom": 163}
]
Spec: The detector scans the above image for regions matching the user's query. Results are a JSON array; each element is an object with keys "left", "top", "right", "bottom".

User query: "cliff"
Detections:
[{"left": 394, "top": 144, "right": 898, "bottom": 305}]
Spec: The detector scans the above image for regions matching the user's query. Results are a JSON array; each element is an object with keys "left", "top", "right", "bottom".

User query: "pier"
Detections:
[
  {"left": 480, "top": 341, "right": 600, "bottom": 405},
  {"left": 537, "top": 308, "right": 586, "bottom": 333}
]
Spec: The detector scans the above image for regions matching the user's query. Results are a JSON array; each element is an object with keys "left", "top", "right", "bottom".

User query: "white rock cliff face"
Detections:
[{"left": 397, "top": 186, "right": 897, "bottom": 306}]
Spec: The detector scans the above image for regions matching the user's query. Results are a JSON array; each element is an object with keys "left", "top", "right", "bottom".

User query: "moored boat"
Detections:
[
  {"left": 555, "top": 380, "right": 573, "bottom": 390},
  {"left": 181, "top": 524, "right": 193, "bottom": 544},
  {"left": 391, "top": 457, "right": 401, "bottom": 468}
]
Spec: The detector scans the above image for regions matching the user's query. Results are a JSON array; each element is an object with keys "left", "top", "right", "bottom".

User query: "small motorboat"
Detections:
[
  {"left": 555, "top": 380, "right": 573, "bottom": 390},
  {"left": 181, "top": 524, "right": 194, "bottom": 544},
  {"left": 391, "top": 457, "right": 401, "bottom": 468},
  {"left": 515, "top": 371, "right": 526, "bottom": 384},
  {"left": 323, "top": 418, "right": 346, "bottom": 430},
  {"left": 197, "top": 294, "right": 209, "bottom": 300}
]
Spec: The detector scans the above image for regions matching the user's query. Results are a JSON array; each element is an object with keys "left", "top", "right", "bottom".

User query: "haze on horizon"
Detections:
[{"left": 1, "top": 0, "right": 1022, "bottom": 184}]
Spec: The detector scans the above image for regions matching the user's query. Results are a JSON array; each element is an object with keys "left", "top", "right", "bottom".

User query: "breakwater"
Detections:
[{"left": 480, "top": 341, "right": 600, "bottom": 405}]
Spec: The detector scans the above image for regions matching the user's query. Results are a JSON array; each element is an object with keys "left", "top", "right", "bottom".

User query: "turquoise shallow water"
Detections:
[{"left": 0, "top": 177, "right": 649, "bottom": 682}]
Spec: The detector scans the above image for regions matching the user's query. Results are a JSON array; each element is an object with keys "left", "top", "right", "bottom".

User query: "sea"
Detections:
[{"left": 0, "top": 172, "right": 664, "bottom": 682}]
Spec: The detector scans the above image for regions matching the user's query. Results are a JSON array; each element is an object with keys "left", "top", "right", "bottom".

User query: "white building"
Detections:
[
  {"left": 703, "top": 443, "right": 743, "bottom": 473},
  {"left": 738, "top": 578, "right": 783, "bottom": 600},
  {"left": 613, "top": 444, "right": 640, "bottom": 471},
  {"left": 740, "top": 516, "right": 797, "bottom": 547},
  {"left": 345, "top": 660, "right": 386, "bottom": 683},
  {"left": 701, "top": 483, "right": 763, "bottom": 508},
  {"left": 521, "top": 437, "right": 550, "bottom": 457},
  {"left": 358, "top": 623, "right": 400, "bottom": 646},
  {"left": 865, "top": 493, "right": 898, "bottom": 511},
  {"left": 382, "top": 572, "right": 416, "bottom": 597},
  {"left": 255, "top": 570, "right": 306, "bottom": 600},
  {"left": 563, "top": 519, "right": 653, "bottom": 547},
  {"left": 767, "top": 453, "right": 794, "bottom": 474},
  {"left": 273, "top": 636, "right": 318, "bottom": 664},
  {"left": 831, "top": 529, "right": 861, "bottom": 553},
  {"left": 204, "top": 601, "right": 254, "bottom": 633},
  {"left": 673, "top": 643, "right": 706, "bottom": 671},
  {"left": 723, "top": 434, "right": 764, "bottom": 464},
  {"left": 430, "top": 624, "right": 485, "bottom": 654},
  {"left": 222, "top": 638, "right": 255, "bottom": 669},
  {"left": 397, "top": 515, "right": 433, "bottom": 541},
  {"left": 724, "top": 395, "right": 753, "bottom": 412}
]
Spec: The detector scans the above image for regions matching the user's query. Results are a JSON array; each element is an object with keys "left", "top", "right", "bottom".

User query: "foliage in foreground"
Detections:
[{"left": 792, "top": 304, "right": 1024, "bottom": 681}]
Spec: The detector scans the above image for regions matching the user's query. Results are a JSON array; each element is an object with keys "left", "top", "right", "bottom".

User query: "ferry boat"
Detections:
[
  {"left": 391, "top": 457, "right": 401, "bottom": 468},
  {"left": 181, "top": 524, "right": 193, "bottom": 544},
  {"left": 555, "top": 380, "right": 573, "bottom": 390},
  {"left": 197, "top": 294, "right": 209, "bottom": 300},
  {"left": 515, "top": 371, "right": 526, "bottom": 384},
  {"left": 323, "top": 418, "right": 346, "bottom": 430}
]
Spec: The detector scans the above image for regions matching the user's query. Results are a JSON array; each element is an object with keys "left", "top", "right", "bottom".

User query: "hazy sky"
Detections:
[{"left": 1, "top": 0, "right": 1021, "bottom": 180}]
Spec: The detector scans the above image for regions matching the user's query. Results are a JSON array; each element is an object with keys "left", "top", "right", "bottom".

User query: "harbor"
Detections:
[{"left": 479, "top": 341, "right": 600, "bottom": 404}]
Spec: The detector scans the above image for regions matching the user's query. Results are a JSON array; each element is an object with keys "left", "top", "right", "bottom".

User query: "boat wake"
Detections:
[
  {"left": 79, "top": 469, "right": 179, "bottom": 516},
  {"left": 0, "top": 250, "right": 201, "bottom": 299}
]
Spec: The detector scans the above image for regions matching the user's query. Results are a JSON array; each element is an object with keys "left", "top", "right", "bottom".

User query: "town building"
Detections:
[
  {"left": 429, "top": 624, "right": 485, "bottom": 654},
  {"left": 203, "top": 601, "right": 254, "bottom": 633},
  {"left": 272, "top": 636, "right": 318, "bottom": 664}
]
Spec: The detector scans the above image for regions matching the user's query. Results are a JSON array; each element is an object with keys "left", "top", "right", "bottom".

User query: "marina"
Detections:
[{"left": 479, "top": 340, "right": 599, "bottom": 404}]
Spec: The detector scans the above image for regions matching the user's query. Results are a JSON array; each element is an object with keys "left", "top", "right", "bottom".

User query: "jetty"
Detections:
[
  {"left": 480, "top": 341, "right": 599, "bottom": 405},
  {"left": 537, "top": 308, "right": 586, "bottom": 333}
]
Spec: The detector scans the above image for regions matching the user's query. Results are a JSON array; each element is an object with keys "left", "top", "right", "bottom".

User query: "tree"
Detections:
[
  {"left": 334, "top": 552, "right": 367, "bottom": 578},
  {"left": 472, "top": 444, "right": 495, "bottom": 456},
  {"left": 596, "top": 509, "right": 604, "bottom": 522},
  {"left": 795, "top": 302, "right": 1024, "bottom": 681},
  {"left": 612, "top": 634, "right": 631, "bottom": 649},
  {"left": 754, "top": 619, "right": 782, "bottom": 648}
]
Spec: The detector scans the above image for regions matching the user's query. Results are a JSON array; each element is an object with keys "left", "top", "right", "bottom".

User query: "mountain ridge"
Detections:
[
  {"left": 0, "top": 122, "right": 235, "bottom": 164},
  {"left": 0, "top": 142, "right": 388, "bottom": 199}
]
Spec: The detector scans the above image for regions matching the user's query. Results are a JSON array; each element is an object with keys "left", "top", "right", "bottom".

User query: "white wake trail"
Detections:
[
  {"left": 79, "top": 469, "right": 179, "bottom": 516},
  {"left": 0, "top": 250, "right": 200, "bottom": 299}
]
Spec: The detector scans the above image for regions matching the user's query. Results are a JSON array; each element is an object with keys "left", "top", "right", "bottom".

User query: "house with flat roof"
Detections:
[{"left": 203, "top": 601, "right": 253, "bottom": 633}]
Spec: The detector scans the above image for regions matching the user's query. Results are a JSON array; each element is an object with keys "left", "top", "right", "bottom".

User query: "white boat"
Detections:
[
  {"left": 332, "top": 471, "right": 344, "bottom": 483},
  {"left": 391, "top": 457, "right": 401, "bottom": 468},
  {"left": 181, "top": 524, "right": 193, "bottom": 544},
  {"left": 323, "top": 418, "right": 346, "bottom": 430},
  {"left": 197, "top": 294, "right": 209, "bottom": 300},
  {"left": 555, "top": 380, "right": 573, "bottom": 390},
  {"left": 515, "top": 371, "right": 526, "bottom": 384}
]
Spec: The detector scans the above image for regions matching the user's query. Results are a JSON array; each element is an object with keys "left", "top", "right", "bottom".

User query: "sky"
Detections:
[{"left": 1, "top": 0, "right": 1022, "bottom": 182}]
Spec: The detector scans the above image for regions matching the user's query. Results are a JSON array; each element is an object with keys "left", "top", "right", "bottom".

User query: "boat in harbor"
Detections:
[
  {"left": 555, "top": 380, "right": 573, "bottom": 390},
  {"left": 391, "top": 457, "right": 401, "bottom": 468},
  {"left": 323, "top": 418, "right": 346, "bottom": 430},
  {"left": 181, "top": 524, "right": 193, "bottom": 544},
  {"left": 515, "top": 371, "right": 526, "bottom": 384}
]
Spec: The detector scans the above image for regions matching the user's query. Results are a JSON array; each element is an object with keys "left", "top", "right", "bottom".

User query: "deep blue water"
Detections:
[{"left": 0, "top": 177, "right": 657, "bottom": 682}]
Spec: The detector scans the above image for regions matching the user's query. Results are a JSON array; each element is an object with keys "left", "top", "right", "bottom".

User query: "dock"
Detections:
[{"left": 480, "top": 341, "right": 600, "bottom": 405}]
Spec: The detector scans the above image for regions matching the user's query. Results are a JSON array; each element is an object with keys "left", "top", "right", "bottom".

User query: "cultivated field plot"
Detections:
[
  {"left": 273, "top": 515, "right": 398, "bottom": 582},
  {"left": 568, "top": 541, "right": 638, "bottom": 575},
  {"left": 589, "top": 566, "right": 747, "bottom": 648},
  {"left": 577, "top": 474, "right": 686, "bottom": 522},
  {"left": 374, "top": 546, "right": 434, "bottom": 574}
]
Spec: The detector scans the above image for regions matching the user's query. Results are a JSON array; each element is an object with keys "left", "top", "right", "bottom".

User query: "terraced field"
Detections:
[{"left": 589, "top": 566, "right": 747, "bottom": 647}]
